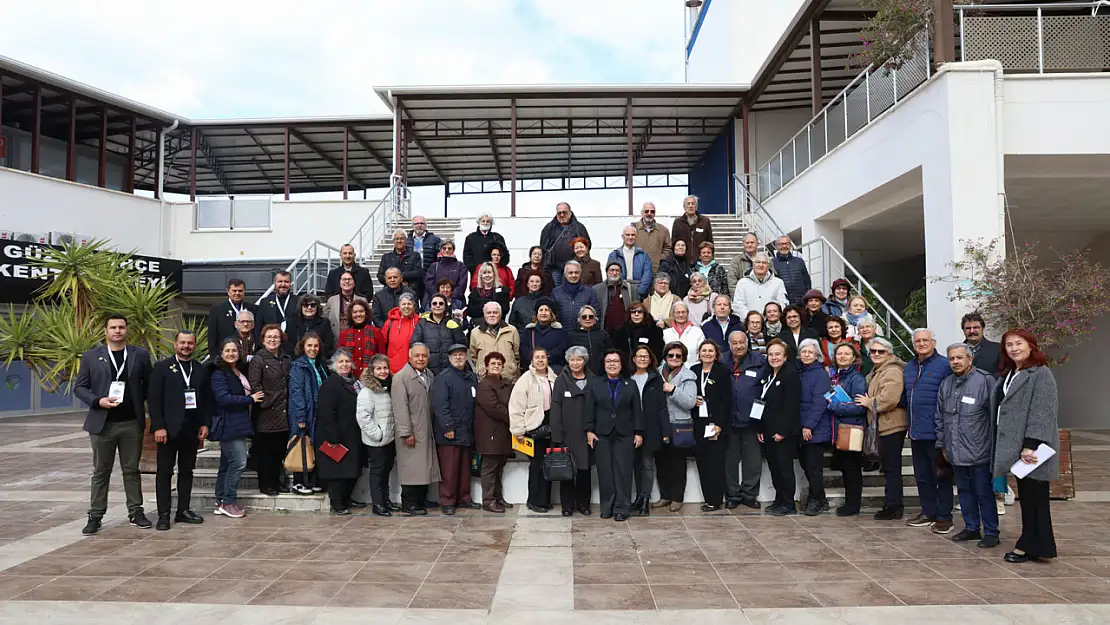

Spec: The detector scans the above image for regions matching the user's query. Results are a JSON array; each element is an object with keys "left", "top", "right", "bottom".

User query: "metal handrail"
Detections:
[
  {"left": 255, "top": 240, "right": 343, "bottom": 303},
  {"left": 347, "top": 179, "right": 409, "bottom": 265},
  {"left": 733, "top": 174, "right": 791, "bottom": 244}
]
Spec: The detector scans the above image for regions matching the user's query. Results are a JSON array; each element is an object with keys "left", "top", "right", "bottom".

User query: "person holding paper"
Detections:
[
  {"left": 826, "top": 343, "right": 869, "bottom": 517},
  {"left": 759, "top": 339, "right": 802, "bottom": 516},
  {"left": 796, "top": 340, "right": 833, "bottom": 516},
  {"left": 935, "top": 343, "right": 999, "bottom": 548},
  {"left": 992, "top": 329, "right": 1059, "bottom": 564},
  {"left": 315, "top": 350, "right": 362, "bottom": 515},
  {"left": 690, "top": 340, "right": 732, "bottom": 512}
]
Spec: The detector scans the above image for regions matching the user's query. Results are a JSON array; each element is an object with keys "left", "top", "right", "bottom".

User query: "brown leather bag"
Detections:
[{"left": 836, "top": 423, "right": 864, "bottom": 452}]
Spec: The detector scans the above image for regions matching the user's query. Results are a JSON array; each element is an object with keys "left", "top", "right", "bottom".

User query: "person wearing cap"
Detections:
[
  {"left": 520, "top": 297, "right": 568, "bottom": 373},
  {"left": 801, "top": 289, "right": 832, "bottom": 339},
  {"left": 594, "top": 261, "right": 639, "bottom": 334},
  {"left": 824, "top": 278, "right": 852, "bottom": 318},
  {"left": 430, "top": 343, "right": 479, "bottom": 515}
]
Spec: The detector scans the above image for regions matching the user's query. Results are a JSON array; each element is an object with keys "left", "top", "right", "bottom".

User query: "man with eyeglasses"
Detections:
[
  {"left": 902, "top": 328, "right": 955, "bottom": 534},
  {"left": 633, "top": 202, "right": 671, "bottom": 273},
  {"left": 539, "top": 202, "right": 591, "bottom": 288},
  {"left": 722, "top": 331, "right": 767, "bottom": 509},
  {"left": 732, "top": 252, "right": 787, "bottom": 319}
]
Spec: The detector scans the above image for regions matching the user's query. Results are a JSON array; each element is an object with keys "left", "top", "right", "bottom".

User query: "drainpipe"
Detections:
[
  {"left": 158, "top": 119, "right": 179, "bottom": 257},
  {"left": 991, "top": 62, "right": 1007, "bottom": 257}
]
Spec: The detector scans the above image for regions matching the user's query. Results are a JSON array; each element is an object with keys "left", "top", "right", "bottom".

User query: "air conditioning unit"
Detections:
[
  {"left": 49, "top": 232, "right": 93, "bottom": 247},
  {"left": 0, "top": 231, "right": 50, "bottom": 244}
]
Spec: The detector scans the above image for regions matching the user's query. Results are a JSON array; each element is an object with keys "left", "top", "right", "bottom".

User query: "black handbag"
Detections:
[
  {"left": 543, "top": 446, "right": 576, "bottom": 482},
  {"left": 671, "top": 423, "right": 696, "bottom": 448},
  {"left": 526, "top": 424, "right": 552, "bottom": 440}
]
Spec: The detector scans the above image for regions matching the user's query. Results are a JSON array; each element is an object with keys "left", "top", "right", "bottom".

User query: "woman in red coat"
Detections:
[
  {"left": 335, "top": 299, "right": 383, "bottom": 380},
  {"left": 383, "top": 293, "right": 421, "bottom": 373}
]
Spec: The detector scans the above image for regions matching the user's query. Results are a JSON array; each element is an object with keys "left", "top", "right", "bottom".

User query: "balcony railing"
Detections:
[
  {"left": 959, "top": 2, "right": 1110, "bottom": 72},
  {"left": 755, "top": 30, "right": 932, "bottom": 203}
]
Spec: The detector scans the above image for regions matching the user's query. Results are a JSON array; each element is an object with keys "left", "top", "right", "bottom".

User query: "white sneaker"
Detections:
[{"left": 996, "top": 498, "right": 1006, "bottom": 515}]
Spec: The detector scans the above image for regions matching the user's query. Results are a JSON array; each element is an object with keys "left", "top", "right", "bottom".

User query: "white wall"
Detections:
[
  {"left": 433, "top": 187, "right": 690, "bottom": 219},
  {"left": 0, "top": 166, "right": 161, "bottom": 254},
  {"left": 686, "top": 0, "right": 805, "bottom": 84},
  {"left": 744, "top": 108, "right": 814, "bottom": 177},
  {"left": 1002, "top": 74, "right": 1110, "bottom": 155}
]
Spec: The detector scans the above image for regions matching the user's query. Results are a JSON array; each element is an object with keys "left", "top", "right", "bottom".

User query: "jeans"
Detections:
[
  {"left": 910, "top": 438, "right": 953, "bottom": 521},
  {"left": 954, "top": 463, "right": 999, "bottom": 536},
  {"left": 155, "top": 428, "right": 200, "bottom": 516},
  {"left": 725, "top": 426, "right": 762, "bottom": 503},
  {"left": 88, "top": 420, "right": 145, "bottom": 518},
  {"left": 879, "top": 430, "right": 906, "bottom": 509},
  {"left": 215, "top": 438, "right": 248, "bottom": 505}
]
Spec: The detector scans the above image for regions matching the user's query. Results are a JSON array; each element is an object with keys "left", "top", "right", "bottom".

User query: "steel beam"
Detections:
[
  {"left": 487, "top": 125, "right": 504, "bottom": 186},
  {"left": 126, "top": 117, "right": 136, "bottom": 193},
  {"left": 742, "top": 99, "right": 750, "bottom": 212},
  {"left": 189, "top": 127, "right": 197, "bottom": 200},
  {"left": 342, "top": 124, "right": 349, "bottom": 199},
  {"left": 196, "top": 130, "right": 231, "bottom": 195},
  {"left": 626, "top": 97, "right": 634, "bottom": 216},
  {"left": 289, "top": 128, "right": 370, "bottom": 190},
  {"left": 31, "top": 86, "right": 41, "bottom": 174},
  {"left": 283, "top": 126, "right": 290, "bottom": 200},
  {"left": 66, "top": 96, "right": 77, "bottom": 181},
  {"left": 395, "top": 104, "right": 448, "bottom": 185},
  {"left": 810, "top": 17, "right": 823, "bottom": 114},
  {"left": 348, "top": 128, "right": 391, "bottom": 173},
  {"left": 510, "top": 99, "right": 517, "bottom": 217}
]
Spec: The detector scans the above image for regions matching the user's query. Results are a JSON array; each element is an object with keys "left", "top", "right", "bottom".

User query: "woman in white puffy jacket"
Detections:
[
  {"left": 356, "top": 354, "right": 397, "bottom": 516},
  {"left": 661, "top": 301, "right": 705, "bottom": 368}
]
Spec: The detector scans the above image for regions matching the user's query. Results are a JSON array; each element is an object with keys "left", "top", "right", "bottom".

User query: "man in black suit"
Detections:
[
  {"left": 962, "top": 312, "right": 1001, "bottom": 374},
  {"left": 73, "top": 314, "right": 153, "bottom": 535},
  {"left": 257, "top": 270, "right": 297, "bottom": 353},
  {"left": 149, "top": 330, "right": 211, "bottom": 530},
  {"left": 378, "top": 229, "right": 424, "bottom": 302},
  {"left": 325, "top": 244, "right": 373, "bottom": 299},
  {"left": 208, "top": 278, "right": 256, "bottom": 359}
]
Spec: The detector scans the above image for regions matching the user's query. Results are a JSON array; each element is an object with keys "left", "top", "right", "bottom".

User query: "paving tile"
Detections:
[
  {"left": 763, "top": 543, "right": 845, "bottom": 563},
  {"left": 142, "top": 557, "right": 230, "bottom": 578},
  {"left": 279, "top": 560, "right": 364, "bottom": 583},
  {"left": 573, "top": 583, "right": 655, "bottom": 610},
  {"left": 248, "top": 580, "right": 341, "bottom": 606},
  {"left": 925, "top": 557, "right": 1019, "bottom": 580},
  {"left": 371, "top": 543, "right": 445, "bottom": 562},
  {"left": 48, "top": 538, "right": 136, "bottom": 557},
  {"left": 636, "top": 546, "right": 710, "bottom": 564},
  {"left": 713, "top": 562, "right": 793, "bottom": 585},
  {"left": 208, "top": 559, "right": 295, "bottom": 580},
  {"left": 93, "top": 576, "right": 197, "bottom": 602},
  {"left": 492, "top": 583, "right": 574, "bottom": 611},
  {"left": 1011, "top": 560, "right": 1094, "bottom": 579},
  {"left": 804, "top": 581, "right": 900, "bottom": 607},
  {"left": 426, "top": 561, "right": 503, "bottom": 584},
  {"left": 240, "top": 541, "right": 318, "bottom": 560},
  {"left": 830, "top": 542, "right": 913, "bottom": 562},
  {"left": 572, "top": 564, "right": 648, "bottom": 585},
  {"left": 1030, "top": 576, "right": 1110, "bottom": 603},
  {"left": 352, "top": 561, "right": 433, "bottom": 584},
  {"left": 438, "top": 544, "right": 508, "bottom": 563},
  {"left": 302, "top": 542, "right": 379, "bottom": 562},
  {"left": 784, "top": 560, "right": 868, "bottom": 583},
  {"left": 728, "top": 582, "right": 822, "bottom": 609},
  {"left": 175, "top": 541, "right": 255, "bottom": 559},
  {"left": 3, "top": 555, "right": 87, "bottom": 576},
  {"left": 171, "top": 578, "right": 272, "bottom": 604},
  {"left": 14, "top": 575, "right": 125, "bottom": 601},
  {"left": 0, "top": 575, "right": 53, "bottom": 600},
  {"left": 68, "top": 556, "right": 164, "bottom": 577},
  {"left": 1061, "top": 556, "right": 1110, "bottom": 577},
  {"left": 113, "top": 539, "right": 194, "bottom": 558},
  {"left": 649, "top": 583, "right": 738, "bottom": 609},
  {"left": 328, "top": 582, "right": 419, "bottom": 608},
  {"left": 881, "top": 580, "right": 985, "bottom": 605},
  {"left": 642, "top": 561, "right": 720, "bottom": 585},
  {"left": 409, "top": 583, "right": 496, "bottom": 609},
  {"left": 857, "top": 559, "right": 944, "bottom": 581},
  {"left": 957, "top": 578, "right": 1069, "bottom": 604}
]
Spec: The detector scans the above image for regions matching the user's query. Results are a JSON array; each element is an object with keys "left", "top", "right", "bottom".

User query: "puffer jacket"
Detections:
[
  {"left": 552, "top": 282, "right": 599, "bottom": 328},
  {"left": 508, "top": 367, "right": 558, "bottom": 435},
  {"left": 771, "top": 252, "right": 812, "bottom": 306},
  {"left": 520, "top": 322, "right": 569, "bottom": 372},
  {"left": 658, "top": 364, "right": 698, "bottom": 436},
  {"left": 382, "top": 309, "right": 421, "bottom": 374},
  {"left": 469, "top": 322, "right": 521, "bottom": 380},
  {"left": 866, "top": 357, "right": 907, "bottom": 436},
  {"left": 248, "top": 349, "right": 291, "bottom": 434},
  {"left": 935, "top": 367, "right": 994, "bottom": 466},
  {"left": 904, "top": 351, "right": 952, "bottom": 440},
  {"left": 355, "top": 377, "right": 395, "bottom": 446},
  {"left": 732, "top": 272, "right": 788, "bottom": 319},
  {"left": 411, "top": 312, "right": 465, "bottom": 373},
  {"left": 724, "top": 350, "right": 767, "bottom": 429},
  {"left": 701, "top": 314, "right": 745, "bottom": 352},
  {"left": 566, "top": 324, "right": 614, "bottom": 376},
  {"left": 798, "top": 360, "right": 832, "bottom": 444},
  {"left": 695, "top": 261, "right": 731, "bottom": 299},
  {"left": 431, "top": 365, "right": 478, "bottom": 446},
  {"left": 208, "top": 366, "right": 255, "bottom": 441},
  {"left": 827, "top": 365, "right": 868, "bottom": 441},
  {"left": 288, "top": 355, "right": 329, "bottom": 440},
  {"left": 606, "top": 246, "right": 654, "bottom": 298},
  {"left": 422, "top": 255, "right": 468, "bottom": 303}
]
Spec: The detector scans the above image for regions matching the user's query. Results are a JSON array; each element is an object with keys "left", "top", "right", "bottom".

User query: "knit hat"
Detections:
[
  {"left": 534, "top": 296, "right": 559, "bottom": 316},
  {"left": 802, "top": 289, "right": 826, "bottom": 304},
  {"left": 831, "top": 278, "right": 852, "bottom": 293},
  {"left": 606, "top": 259, "right": 623, "bottom": 272}
]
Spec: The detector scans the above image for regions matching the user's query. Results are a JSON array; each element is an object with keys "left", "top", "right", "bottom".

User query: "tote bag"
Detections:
[{"left": 284, "top": 432, "right": 316, "bottom": 473}]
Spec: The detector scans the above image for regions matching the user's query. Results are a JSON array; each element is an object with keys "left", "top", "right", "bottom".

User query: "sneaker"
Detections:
[
  {"left": 222, "top": 504, "right": 246, "bottom": 518},
  {"left": 129, "top": 511, "right": 153, "bottom": 529},
  {"left": 930, "top": 519, "right": 954, "bottom": 534},
  {"left": 906, "top": 513, "right": 935, "bottom": 527},
  {"left": 951, "top": 529, "right": 982, "bottom": 542},
  {"left": 978, "top": 535, "right": 1000, "bottom": 548},
  {"left": 213, "top": 504, "right": 227, "bottom": 516},
  {"left": 873, "top": 506, "right": 904, "bottom": 521},
  {"left": 81, "top": 516, "right": 102, "bottom": 535},
  {"left": 996, "top": 498, "right": 1006, "bottom": 516},
  {"left": 311, "top": 485, "right": 325, "bottom": 493},
  {"left": 292, "top": 483, "right": 313, "bottom": 496}
]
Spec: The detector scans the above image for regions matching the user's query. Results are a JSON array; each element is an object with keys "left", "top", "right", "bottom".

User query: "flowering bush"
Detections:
[
  {"left": 851, "top": 0, "right": 933, "bottom": 71},
  {"left": 938, "top": 239, "right": 1110, "bottom": 364}
]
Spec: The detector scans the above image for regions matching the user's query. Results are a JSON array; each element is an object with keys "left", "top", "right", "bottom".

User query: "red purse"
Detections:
[{"left": 318, "top": 441, "right": 349, "bottom": 463}]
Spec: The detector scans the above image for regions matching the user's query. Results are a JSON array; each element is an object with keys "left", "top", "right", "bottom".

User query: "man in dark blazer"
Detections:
[
  {"left": 257, "top": 270, "right": 297, "bottom": 353},
  {"left": 962, "top": 312, "right": 1001, "bottom": 375},
  {"left": 324, "top": 244, "right": 374, "bottom": 299},
  {"left": 149, "top": 330, "right": 211, "bottom": 530},
  {"left": 73, "top": 314, "right": 153, "bottom": 535},
  {"left": 378, "top": 229, "right": 424, "bottom": 302},
  {"left": 208, "top": 278, "right": 257, "bottom": 359}
]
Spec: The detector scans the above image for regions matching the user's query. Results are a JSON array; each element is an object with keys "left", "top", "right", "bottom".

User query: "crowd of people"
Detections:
[{"left": 72, "top": 198, "right": 1060, "bottom": 566}]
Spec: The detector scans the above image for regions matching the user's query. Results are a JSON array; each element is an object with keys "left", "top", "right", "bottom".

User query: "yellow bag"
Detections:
[{"left": 284, "top": 433, "right": 316, "bottom": 472}]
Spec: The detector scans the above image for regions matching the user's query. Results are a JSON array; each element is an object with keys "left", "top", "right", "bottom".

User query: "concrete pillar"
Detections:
[{"left": 922, "top": 66, "right": 1005, "bottom": 348}]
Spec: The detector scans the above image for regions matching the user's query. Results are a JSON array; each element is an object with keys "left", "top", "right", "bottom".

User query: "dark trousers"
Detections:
[
  {"left": 954, "top": 463, "right": 999, "bottom": 536},
  {"left": 910, "top": 438, "right": 953, "bottom": 521},
  {"left": 655, "top": 444, "right": 688, "bottom": 502},
  {"left": 879, "top": 430, "right": 907, "bottom": 509},
  {"left": 560, "top": 469, "right": 592, "bottom": 512},
  {"left": 799, "top": 443, "right": 828, "bottom": 502},
  {"left": 480, "top": 454, "right": 509, "bottom": 505},
  {"left": 725, "top": 426, "right": 762, "bottom": 503},
  {"left": 1016, "top": 477, "right": 1056, "bottom": 558},
  {"left": 437, "top": 445, "right": 473, "bottom": 507},
  {"left": 634, "top": 448, "right": 655, "bottom": 500},
  {"left": 527, "top": 440, "right": 551, "bottom": 507},
  {"left": 366, "top": 444, "right": 396, "bottom": 506},
  {"left": 89, "top": 420, "right": 144, "bottom": 517},
  {"left": 327, "top": 478, "right": 355, "bottom": 510},
  {"left": 595, "top": 432, "right": 634, "bottom": 516},
  {"left": 155, "top": 428, "right": 200, "bottom": 516},
  {"left": 835, "top": 449, "right": 863, "bottom": 512},
  {"left": 253, "top": 431, "right": 288, "bottom": 492},
  {"left": 694, "top": 435, "right": 727, "bottom": 506},
  {"left": 401, "top": 484, "right": 429, "bottom": 508},
  {"left": 764, "top": 436, "right": 796, "bottom": 509}
]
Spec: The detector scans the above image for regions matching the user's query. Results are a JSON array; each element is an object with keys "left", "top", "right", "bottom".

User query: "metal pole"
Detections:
[
  {"left": 66, "top": 96, "right": 77, "bottom": 181},
  {"left": 283, "top": 126, "right": 290, "bottom": 201},
  {"left": 741, "top": 99, "right": 751, "bottom": 210},
  {"left": 1037, "top": 8, "right": 1045, "bottom": 73},
  {"left": 824, "top": 110, "right": 829, "bottom": 154},
  {"left": 126, "top": 117, "right": 136, "bottom": 194},
  {"left": 626, "top": 97, "right": 634, "bottom": 216},
  {"left": 342, "top": 125, "right": 349, "bottom": 200},
  {"left": 959, "top": 9, "right": 966, "bottom": 62},
  {"left": 30, "top": 85, "right": 41, "bottom": 174},
  {"left": 510, "top": 98, "right": 517, "bottom": 217},
  {"left": 843, "top": 94, "right": 848, "bottom": 138},
  {"left": 810, "top": 16, "right": 823, "bottom": 116},
  {"left": 791, "top": 138, "right": 797, "bottom": 180},
  {"left": 97, "top": 107, "right": 108, "bottom": 188},
  {"left": 865, "top": 72, "right": 872, "bottom": 123},
  {"left": 189, "top": 127, "right": 197, "bottom": 201},
  {"left": 807, "top": 125, "right": 812, "bottom": 167},
  {"left": 893, "top": 68, "right": 899, "bottom": 103}
]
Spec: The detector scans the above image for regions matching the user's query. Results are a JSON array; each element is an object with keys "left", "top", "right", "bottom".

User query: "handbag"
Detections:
[
  {"left": 835, "top": 423, "right": 864, "bottom": 453},
  {"left": 935, "top": 449, "right": 954, "bottom": 480},
  {"left": 318, "top": 441, "right": 349, "bottom": 463},
  {"left": 526, "top": 424, "right": 552, "bottom": 440},
  {"left": 671, "top": 423, "right": 696, "bottom": 448},
  {"left": 284, "top": 432, "right": 316, "bottom": 473},
  {"left": 470, "top": 453, "right": 483, "bottom": 478},
  {"left": 543, "top": 446, "right": 577, "bottom": 482},
  {"left": 862, "top": 410, "right": 880, "bottom": 462}
]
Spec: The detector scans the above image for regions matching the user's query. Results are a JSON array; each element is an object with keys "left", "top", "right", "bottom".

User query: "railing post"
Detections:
[
  {"left": 892, "top": 68, "right": 899, "bottom": 103},
  {"left": 807, "top": 125, "right": 812, "bottom": 167},
  {"left": 791, "top": 139, "right": 797, "bottom": 180},
  {"left": 843, "top": 94, "right": 848, "bottom": 138},
  {"left": 959, "top": 9, "right": 966, "bottom": 62},
  {"left": 824, "top": 110, "right": 829, "bottom": 154},
  {"left": 1036, "top": 8, "right": 1045, "bottom": 73},
  {"left": 865, "top": 72, "right": 872, "bottom": 123}
]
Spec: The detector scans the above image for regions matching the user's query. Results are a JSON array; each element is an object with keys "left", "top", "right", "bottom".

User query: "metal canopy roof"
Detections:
[{"left": 374, "top": 84, "right": 747, "bottom": 190}]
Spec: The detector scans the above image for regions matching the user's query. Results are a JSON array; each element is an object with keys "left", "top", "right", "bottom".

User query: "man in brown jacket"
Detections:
[
  {"left": 633, "top": 202, "right": 670, "bottom": 273},
  {"left": 671, "top": 195, "right": 713, "bottom": 254}
]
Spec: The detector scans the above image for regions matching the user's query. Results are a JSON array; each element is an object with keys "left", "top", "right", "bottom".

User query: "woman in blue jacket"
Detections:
[
  {"left": 519, "top": 298, "right": 569, "bottom": 373},
  {"left": 826, "top": 343, "right": 869, "bottom": 517},
  {"left": 287, "top": 332, "right": 329, "bottom": 495},
  {"left": 796, "top": 339, "right": 832, "bottom": 516},
  {"left": 208, "top": 338, "right": 263, "bottom": 519}
]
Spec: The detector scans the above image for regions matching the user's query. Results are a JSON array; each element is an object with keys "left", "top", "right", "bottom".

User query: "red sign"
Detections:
[{"left": 0, "top": 136, "right": 6, "bottom": 159}]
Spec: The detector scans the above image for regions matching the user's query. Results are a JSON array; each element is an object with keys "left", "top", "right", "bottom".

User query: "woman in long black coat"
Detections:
[
  {"left": 315, "top": 349, "right": 363, "bottom": 515},
  {"left": 760, "top": 339, "right": 802, "bottom": 515},
  {"left": 689, "top": 340, "right": 733, "bottom": 512},
  {"left": 550, "top": 345, "right": 595, "bottom": 516},
  {"left": 629, "top": 345, "right": 669, "bottom": 516},
  {"left": 583, "top": 349, "right": 645, "bottom": 522},
  {"left": 612, "top": 303, "right": 665, "bottom": 362}
]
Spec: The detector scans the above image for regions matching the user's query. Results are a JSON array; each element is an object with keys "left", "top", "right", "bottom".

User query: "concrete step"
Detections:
[{"left": 193, "top": 468, "right": 257, "bottom": 490}]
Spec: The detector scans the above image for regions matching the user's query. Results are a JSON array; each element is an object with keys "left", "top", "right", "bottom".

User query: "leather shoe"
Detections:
[
  {"left": 700, "top": 503, "right": 721, "bottom": 512},
  {"left": 725, "top": 500, "right": 740, "bottom": 509},
  {"left": 613, "top": 513, "right": 628, "bottom": 522},
  {"left": 349, "top": 500, "right": 369, "bottom": 509},
  {"left": 951, "top": 529, "right": 982, "bottom": 542},
  {"left": 461, "top": 501, "right": 482, "bottom": 510},
  {"left": 742, "top": 498, "right": 761, "bottom": 509},
  {"left": 372, "top": 505, "right": 392, "bottom": 517},
  {"left": 577, "top": 506, "right": 592, "bottom": 516},
  {"left": 484, "top": 503, "right": 506, "bottom": 514},
  {"left": 156, "top": 515, "right": 171, "bottom": 531},
  {"left": 402, "top": 505, "right": 427, "bottom": 516},
  {"left": 600, "top": 512, "right": 613, "bottom": 519},
  {"left": 526, "top": 503, "right": 550, "bottom": 513},
  {"left": 651, "top": 499, "right": 671, "bottom": 509},
  {"left": 1004, "top": 551, "right": 1029, "bottom": 563},
  {"left": 442, "top": 505, "right": 457, "bottom": 516},
  {"left": 174, "top": 510, "right": 204, "bottom": 524},
  {"left": 561, "top": 509, "right": 573, "bottom": 517},
  {"left": 497, "top": 499, "right": 514, "bottom": 509},
  {"left": 386, "top": 500, "right": 401, "bottom": 511}
]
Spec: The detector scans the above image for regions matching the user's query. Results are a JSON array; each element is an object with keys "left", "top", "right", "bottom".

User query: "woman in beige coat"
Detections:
[
  {"left": 509, "top": 348, "right": 559, "bottom": 512},
  {"left": 391, "top": 344, "right": 441, "bottom": 515},
  {"left": 854, "top": 336, "right": 908, "bottom": 522}
]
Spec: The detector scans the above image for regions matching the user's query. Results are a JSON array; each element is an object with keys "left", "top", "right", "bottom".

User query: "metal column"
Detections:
[
  {"left": 189, "top": 127, "right": 197, "bottom": 200},
  {"left": 932, "top": 0, "right": 956, "bottom": 66},
  {"left": 742, "top": 99, "right": 750, "bottom": 211},
  {"left": 66, "top": 96, "right": 77, "bottom": 181},
  {"left": 342, "top": 125, "right": 349, "bottom": 200},
  {"left": 810, "top": 17, "right": 823, "bottom": 115},
  {"left": 726, "top": 119, "right": 736, "bottom": 214},
  {"left": 126, "top": 117, "right": 136, "bottom": 194},
  {"left": 283, "top": 126, "right": 290, "bottom": 200},
  {"left": 30, "top": 86, "right": 41, "bottom": 174},
  {"left": 626, "top": 97, "right": 634, "bottom": 216},
  {"left": 97, "top": 107, "right": 108, "bottom": 188},
  {"left": 392, "top": 101, "right": 402, "bottom": 181},
  {"left": 510, "top": 98, "right": 517, "bottom": 218}
]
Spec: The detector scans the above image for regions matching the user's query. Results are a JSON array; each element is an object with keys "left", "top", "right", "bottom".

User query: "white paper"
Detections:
[
  {"left": 703, "top": 425, "right": 717, "bottom": 438},
  {"left": 108, "top": 381, "right": 126, "bottom": 402},
  {"left": 749, "top": 400, "right": 765, "bottom": 421},
  {"left": 698, "top": 401, "right": 708, "bottom": 417},
  {"left": 1010, "top": 444, "right": 1056, "bottom": 479},
  {"left": 184, "top": 390, "right": 197, "bottom": 410},
  {"left": 638, "top": 337, "right": 649, "bottom": 343},
  {"left": 961, "top": 396, "right": 976, "bottom": 405}
]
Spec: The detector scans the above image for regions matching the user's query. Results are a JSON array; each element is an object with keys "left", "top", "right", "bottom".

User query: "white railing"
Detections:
[
  {"left": 959, "top": 2, "right": 1110, "bottom": 73},
  {"left": 755, "top": 30, "right": 932, "bottom": 202}
]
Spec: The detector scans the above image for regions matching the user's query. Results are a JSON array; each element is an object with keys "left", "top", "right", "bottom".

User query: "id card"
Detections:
[
  {"left": 108, "top": 381, "right": 126, "bottom": 402},
  {"left": 698, "top": 400, "right": 708, "bottom": 418},
  {"left": 184, "top": 390, "right": 198, "bottom": 410},
  {"left": 280, "top": 321, "right": 287, "bottom": 332},
  {"left": 749, "top": 399, "right": 765, "bottom": 421}
]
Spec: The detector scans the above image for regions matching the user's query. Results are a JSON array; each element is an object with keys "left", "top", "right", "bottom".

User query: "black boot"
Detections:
[
  {"left": 631, "top": 495, "right": 646, "bottom": 516},
  {"left": 156, "top": 514, "right": 171, "bottom": 531},
  {"left": 82, "top": 515, "right": 102, "bottom": 535},
  {"left": 639, "top": 496, "right": 651, "bottom": 516}
]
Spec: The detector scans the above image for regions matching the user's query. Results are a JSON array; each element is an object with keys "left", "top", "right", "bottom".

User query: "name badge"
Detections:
[
  {"left": 184, "top": 390, "right": 198, "bottom": 410},
  {"left": 745, "top": 370, "right": 758, "bottom": 378},
  {"left": 495, "top": 287, "right": 502, "bottom": 293},
  {"left": 638, "top": 338, "right": 649, "bottom": 343},
  {"left": 961, "top": 396, "right": 976, "bottom": 405},
  {"left": 564, "top": 391, "right": 572, "bottom": 397},
  {"left": 749, "top": 399, "right": 765, "bottom": 421},
  {"left": 471, "top": 387, "right": 477, "bottom": 398},
  {"left": 699, "top": 400, "right": 708, "bottom": 418},
  {"left": 695, "top": 228, "right": 705, "bottom": 233},
  {"left": 280, "top": 321, "right": 287, "bottom": 332},
  {"left": 108, "top": 381, "right": 126, "bottom": 402}
]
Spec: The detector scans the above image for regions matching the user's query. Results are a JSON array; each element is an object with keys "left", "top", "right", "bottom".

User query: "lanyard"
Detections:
[
  {"left": 229, "top": 299, "right": 244, "bottom": 318},
  {"left": 700, "top": 368, "right": 711, "bottom": 393},
  {"left": 313, "top": 363, "right": 324, "bottom": 387},
  {"left": 175, "top": 357, "right": 193, "bottom": 388},
  {"left": 1002, "top": 370, "right": 1018, "bottom": 396},
  {"left": 108, "top": 348, "right": 127, "bottom": 381},
  {"left": 275, "top": 294, "right": 290, "bottom": 320},
  {"left": 761, "top": 373, "right": 778, "bottom": 400}
]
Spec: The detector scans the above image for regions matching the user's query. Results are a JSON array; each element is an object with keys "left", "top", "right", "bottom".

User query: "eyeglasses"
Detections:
[
  {"left": 630, "top": 310, "right": 644, "bottom": 314},
  {"left": 430, "top": 302, "right": 445, "bottom": 307},
  {"left": 666, "top": 353, "right": 684, "bottom": 359},
  {"left": 642, "top": 210, "right": 655, "bottom": 215},
  {"left": 237, "top": 320, "right": 254, "bottom": 325},
  {"left": 580, "top": 314, "right": 595, "bottom": 320},
  {"left": 302, "top": 303, "right": 318, "bottom": 308},
  {"left": 869, "top": 349, "right": 889, "bottom": 355}
]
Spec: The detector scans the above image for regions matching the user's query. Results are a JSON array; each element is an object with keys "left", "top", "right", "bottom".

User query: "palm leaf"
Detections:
[
  {"left": 96, "top": 276, "right": 177, "bottom": 357},
  {"left": 26, "top": 239, "right": 132, "bottom": 324},
  {"left": 0, "top": 305, "right": 40, "bottom": 367},
  {"left": 28, "top": 303, "right": 102, "bottom": 392}
]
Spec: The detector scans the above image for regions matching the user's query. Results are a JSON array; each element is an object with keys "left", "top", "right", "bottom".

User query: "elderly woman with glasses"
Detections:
[
  {"left": 653, "top": 341, "right": 698, "bottom": 513},
  {"left": 550, "top": 345, "right": 596, "bottom": 516},
  {"left": 854, "top": 337, "right": 908, "bottom": 521}
]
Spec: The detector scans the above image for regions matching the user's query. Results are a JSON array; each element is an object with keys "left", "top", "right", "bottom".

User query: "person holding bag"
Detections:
[
  {"left": 826, "top": 343, "right": 869, "bottom": 517},
  {"left": 315, "top": 350, "right": 362, "bottom": 515},
  {"left": 509, "top": 348, "right": 559, "bottom": 513},
  {"left": 356, "top": 354, "right": 397, "bottom": 516},
  {"left": 550, "top": 346, "right": 596, "bottom": 516},
  {"left": 653, "top": 341, "right": 698, "bottom": 513},
  {"left": 855, "top": 337, "right": 908, "bottom": 520},
  {"left": 689, "top": 340, "right": 732, "bottom": 512},
  {"left": 287, "top": 332, "right": 328, "bottom": 495},
  {"left": 760, "top": 339, "right": 802, "bottom": 516}
]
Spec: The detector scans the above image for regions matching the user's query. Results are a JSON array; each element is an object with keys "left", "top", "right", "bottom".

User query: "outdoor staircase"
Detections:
[
  {"left": 359, "top": 217, "right": 463, "bottom": 283},
  {"left": 702, "top": 214, "right": 753, "bottom": 289}
]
